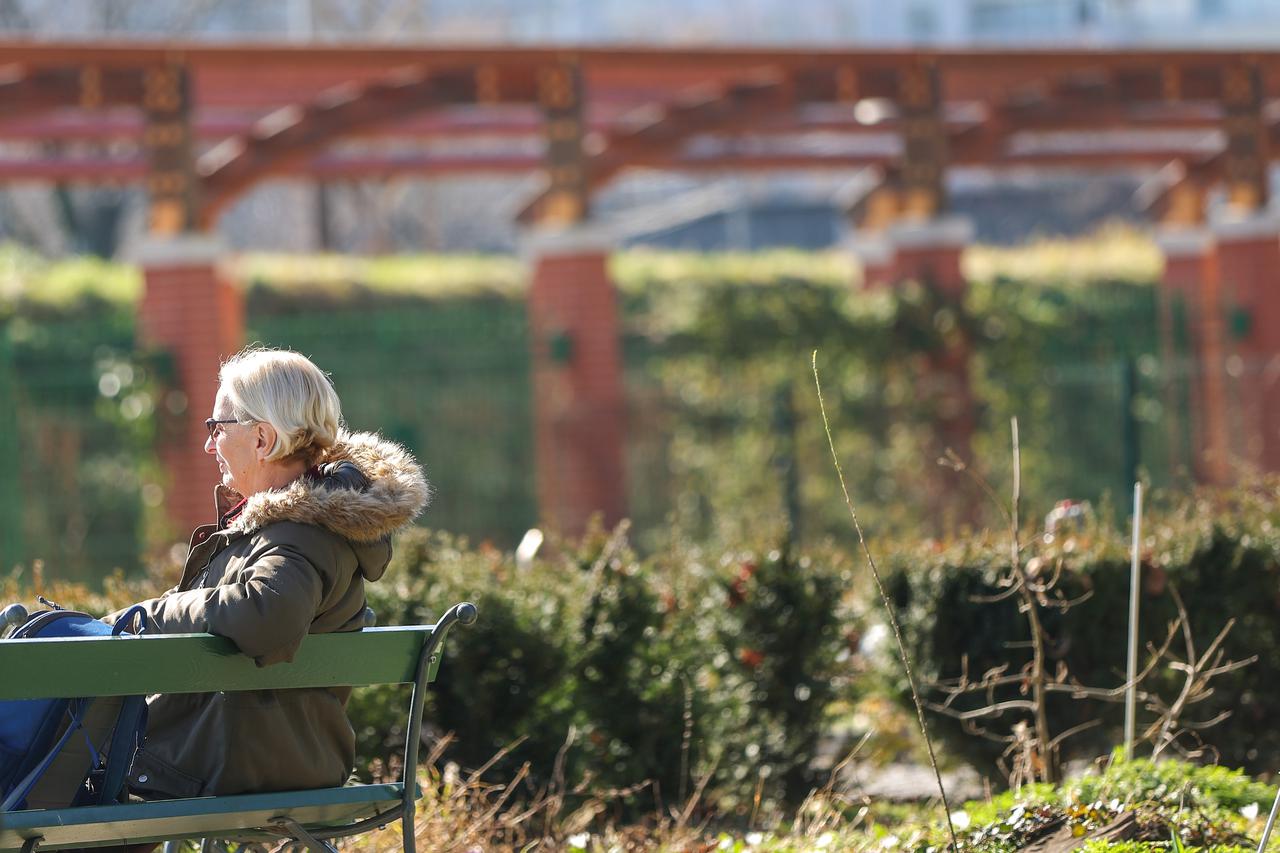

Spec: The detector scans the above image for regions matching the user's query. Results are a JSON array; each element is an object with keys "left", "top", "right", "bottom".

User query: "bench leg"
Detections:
[{"left": 270, "top": 818, "right": 337, "bottom": 853}]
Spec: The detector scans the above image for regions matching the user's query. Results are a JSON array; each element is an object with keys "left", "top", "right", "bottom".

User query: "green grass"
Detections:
[{"left": 933, "top": 758, "right": 1274, "bottom": 853}]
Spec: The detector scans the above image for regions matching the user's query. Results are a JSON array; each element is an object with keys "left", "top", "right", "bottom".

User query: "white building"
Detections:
[{"left": 850, "top": 0, "right": 1280, "bottom": 46}]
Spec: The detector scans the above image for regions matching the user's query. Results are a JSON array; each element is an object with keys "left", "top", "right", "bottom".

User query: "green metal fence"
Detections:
[
  {"left": 620, "top": 278, "right": 1204, "bottom": 544},
  {"left": 0, "top": 274, "right": 1253, "bottom": 583},
  {"left": 0, "top": 326, "right": 24, "bottom": 571},
  {"left": 1, "top": 310, "right": 149, "bottom": 581},
  {"left": 248, "top": 298, "right": 537, "bottom": 547}
]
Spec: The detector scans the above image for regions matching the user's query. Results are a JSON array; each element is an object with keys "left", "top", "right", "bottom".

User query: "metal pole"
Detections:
[
  {"left": 1257, "top": 781, "right": 1280, "bottom": 853},
  {"left": 772, "top": 383, "right": 801, "bottom": 540},
  {"left": 1124, "top": 481, "right": 1143, "bottom": 760},
  {"left": 1121, "top": 359, "right": 1140, "bottom": 497}
]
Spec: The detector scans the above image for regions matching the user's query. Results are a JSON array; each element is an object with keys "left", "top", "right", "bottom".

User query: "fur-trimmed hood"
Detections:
[{"left": 220, "top": 430, "right": 430, "bottom": 579}]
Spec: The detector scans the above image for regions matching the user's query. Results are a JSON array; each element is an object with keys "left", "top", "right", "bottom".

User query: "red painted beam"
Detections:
[
  {"left": 0, "top": 140, "right": 1243, "bottom": 184},
  {"left": 0, "top": 106, "right": 991, "bottom": 143},
  {"left": 0, "top": 157, "right": 146, "bottom": 180},
  {"left": 0, "top": 154, "right": 536, "bottom": 181},
  {"left": 2, "top": 40, "right": 1279, "bottom": 72}
]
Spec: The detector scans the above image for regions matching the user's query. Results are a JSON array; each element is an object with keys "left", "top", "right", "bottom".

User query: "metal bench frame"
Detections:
[{"left": 0, "top": 602, "right": 477, "bottom": 853}]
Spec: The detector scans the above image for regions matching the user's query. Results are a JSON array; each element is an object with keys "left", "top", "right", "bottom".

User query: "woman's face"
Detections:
[{"left": 205, "top": 387, "right": 257, "bottom": 495}]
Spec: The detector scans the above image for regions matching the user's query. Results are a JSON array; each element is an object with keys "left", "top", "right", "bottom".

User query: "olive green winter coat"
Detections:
[{"left": 112, "top": 431, "right": 429, "bottom": 798}]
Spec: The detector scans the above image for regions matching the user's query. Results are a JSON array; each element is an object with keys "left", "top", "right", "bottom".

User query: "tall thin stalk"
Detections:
[
  {"left": 812, "top": 352, "right": 959, "bottom": 852},
  {"left": 1009, "top": 417, "right": 1055, "bottom": 783}
]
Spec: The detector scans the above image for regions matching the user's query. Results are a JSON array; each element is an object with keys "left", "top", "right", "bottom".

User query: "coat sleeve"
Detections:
[
  {"left": 102, "top": 584, "right": 180, "bottom": 627},
  {"left": 136, "top": 536, "right": 328, "bottom": 667}
]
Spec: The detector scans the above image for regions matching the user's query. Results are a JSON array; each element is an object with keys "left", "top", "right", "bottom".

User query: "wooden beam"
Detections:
[
  {"left": 532, "top": 58, "right": 590, "bottom": 225},
  {"left": 4, "top": 41, "right": 1280, "bottom": 73},
  {"left": 197, "top": 68, "right": 480, "bottom": 227},
  {"left": 0, "top": 66, "right": 144, "bottom": 122},
  {"left": 142, "top": 62, "right": 199, "bottom": 235},
  {"left": 1221, "top": 61, "right": 1269, "bottom": 212},
  {"left": 896, "top": 61, "right": 947, "bottom": 218}
]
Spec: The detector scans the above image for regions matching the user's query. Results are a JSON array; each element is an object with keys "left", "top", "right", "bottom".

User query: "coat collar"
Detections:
[{"left": 211, "top": 430, "right": 430, "bottom": 544}]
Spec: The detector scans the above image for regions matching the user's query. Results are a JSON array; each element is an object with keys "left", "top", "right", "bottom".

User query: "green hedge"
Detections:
[
  {"left": 0, "top": 298, "right": 164, "bottom": 578},
  {"left": 3, "top": 244, "right": 1191, "bottom": 577},
  {"left": 881, "top": 484, "right": 1280, "bottom": 777},
  {"left": 9, "top": 483, "right": 1280, "bottom": 807},
  {"left": 354, "top": 526, "right": 857, "bottom": 812},
  {"left": 244, "top": 296, "right": 534, "bottom": 546},
  {"left": 2, "top": 521, "right": 857, "bottom": 812},
  {"left": 619, "top": 258, "right": 1187, "bottom": 548}
]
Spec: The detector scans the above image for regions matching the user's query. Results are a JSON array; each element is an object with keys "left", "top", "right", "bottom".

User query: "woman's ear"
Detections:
[{"left": 254, "top": 422, "right": 277, "bottom": 461}]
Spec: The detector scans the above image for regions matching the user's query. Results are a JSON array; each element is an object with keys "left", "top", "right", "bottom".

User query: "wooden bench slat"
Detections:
[
  {"left": 0, "top": 783, "right": 406, "bottom": 850},
  {"left": 0, "top": 626, "right": 436, "bottom": 700}
]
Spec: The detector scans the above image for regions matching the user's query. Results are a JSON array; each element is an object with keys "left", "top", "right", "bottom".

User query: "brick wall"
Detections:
[
  {"left": 527, "top": 249, "right": 626, "bottom": 537},
  {"left": 137, "top": 256, "right": 244, "bottom": 538},
  {"left": 1215, "top": 230, "right": 1280, "bottom": 472}
]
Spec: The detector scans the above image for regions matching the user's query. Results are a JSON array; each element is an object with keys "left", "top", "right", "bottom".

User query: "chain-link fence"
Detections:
[
  {"left": 3, "top": 275, "right": 1269, "bottom": 582},
  {"left": 2, "top": 308, "right": 151, "bottom": 581},
  {"left": 248, "top": 300, "right": 536, "bottom": 546}
]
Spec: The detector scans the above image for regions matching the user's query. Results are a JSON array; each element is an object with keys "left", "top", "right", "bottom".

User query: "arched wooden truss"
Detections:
[
  {"left": 2, "top": 42, "right": 1280, "bottom": 231},
  {"left": 197, "top": 68, "right": 485, "bottom": 226}
]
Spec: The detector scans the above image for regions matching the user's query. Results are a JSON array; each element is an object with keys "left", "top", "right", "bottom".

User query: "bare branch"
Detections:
[
  {"left": 1047, "top": 719, "right": 1103, "bottom": 750},
  {"left": 970, "top": 581, "right": 1025, "bottom": 605},
  {"left": 926, "top": 699, "right": 1039, "bottom": 721},
  {"left": 1041, "top": 588, "right": 1093, "bottom": 610},
  {"left": 1179, "top": 711, "right": 1234, "bottom": 731}
]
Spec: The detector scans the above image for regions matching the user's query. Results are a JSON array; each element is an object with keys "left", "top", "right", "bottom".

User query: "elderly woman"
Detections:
[{"left": 112, "top": 347, "right": 429, "bottom": 800}]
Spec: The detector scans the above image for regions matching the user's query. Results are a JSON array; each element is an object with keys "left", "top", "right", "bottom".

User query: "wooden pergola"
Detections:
[
  {"left": 2, "top": 41, "right": 1276, "bottom": 534},
  {"left": 0, "top": 42, "right": 1275, "bottom": 227}
]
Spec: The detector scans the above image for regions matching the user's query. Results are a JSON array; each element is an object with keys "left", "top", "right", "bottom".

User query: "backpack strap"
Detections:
[
  {"left": 111, "top": 605, "right": 150, "bottom": 636},
  {"left": 93, "top": 604, "right": 152, "bottom": 804},
  {"left": 0, "top": 697, "right": 93, "bottom": 812},
  {"left": 94, "top": 695, "right": 147, "bottom": 805}
]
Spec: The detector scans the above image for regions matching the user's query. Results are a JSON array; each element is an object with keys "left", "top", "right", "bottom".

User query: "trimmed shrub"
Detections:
[
  {"left": 352, "top": 527, "right": 856, "bottom": 812},
  {"left": 5, "top": 244, "right": 1188, "bottom": 575},
  {"left": 881, "top": 484, "right": 1280, "bottom": 778}
]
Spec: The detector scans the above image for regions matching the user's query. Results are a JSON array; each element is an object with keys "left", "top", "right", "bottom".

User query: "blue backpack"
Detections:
[{"left": 0, "top": 604, "right": 149, "bottom": 812}]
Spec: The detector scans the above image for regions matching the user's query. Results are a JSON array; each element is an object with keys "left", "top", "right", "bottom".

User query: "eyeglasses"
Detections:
[{"left": 205, "top": 418, "right": 245, "bottom": 438}]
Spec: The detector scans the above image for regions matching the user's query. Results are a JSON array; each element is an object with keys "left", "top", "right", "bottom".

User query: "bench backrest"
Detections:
[{"left": 0, "top": 626, "right": 441, "bottom": 701}]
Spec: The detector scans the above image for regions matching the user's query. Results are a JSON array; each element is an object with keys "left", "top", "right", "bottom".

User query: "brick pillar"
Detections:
[
  {"left": 896, "top": 219, "right": 976, "bottom": 529},
  {"left": 846, "top": 230, "right": 896, "bottom": 289},
  {"left": 1213, "top": 215, "right": 1280, "bottom": 473},
  {"left": 891, "top": 217, "right": 971, "bottom": 297},
  {"left": 524, "top": 226, "right": 626, "bottom": 537},
  {"left": 847, "top": 217, "right": 976, "bottom": 528},
  {"left": 1159, "top": 228, "right": 1213, "bottom": 302},
  {"left": 135, "top": 236, "right": 244, "bottom": 539},
  {"left": 1156, "top": 228, "right": 1230, "bottom": 484}
]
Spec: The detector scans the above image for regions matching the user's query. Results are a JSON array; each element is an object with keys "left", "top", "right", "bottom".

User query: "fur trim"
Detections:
[{"left": 229, "top": 430, "right": 430, "bottom": 543}]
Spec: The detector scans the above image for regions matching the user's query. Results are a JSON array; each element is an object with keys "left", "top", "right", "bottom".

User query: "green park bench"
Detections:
[{"left": 0, "top": 601, "right": 477, "bottom": 853}]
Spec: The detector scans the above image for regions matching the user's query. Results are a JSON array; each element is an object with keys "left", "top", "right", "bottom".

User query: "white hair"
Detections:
[{"left": 219, "top": 347, "right": 342, "bottom": 465}]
